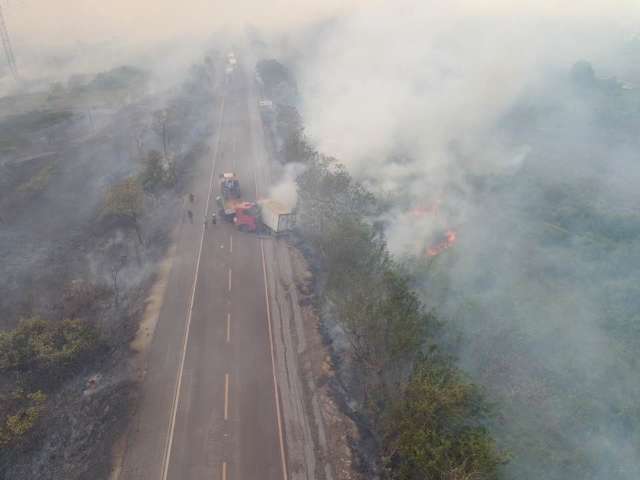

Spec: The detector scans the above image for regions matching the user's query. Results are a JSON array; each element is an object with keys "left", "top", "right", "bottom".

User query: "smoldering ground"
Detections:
[{"left": 291, "top": 2, "right": 640, "bottom": 479}]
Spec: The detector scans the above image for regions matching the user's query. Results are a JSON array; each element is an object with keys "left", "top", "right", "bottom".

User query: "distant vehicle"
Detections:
[{"left": 258, "top": 199, "right": 294, "bottom": 234}]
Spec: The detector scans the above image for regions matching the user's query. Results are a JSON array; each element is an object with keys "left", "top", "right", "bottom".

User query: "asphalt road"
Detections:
[{"left": 120, "top": 57, "right": 287, "bottom": 480}]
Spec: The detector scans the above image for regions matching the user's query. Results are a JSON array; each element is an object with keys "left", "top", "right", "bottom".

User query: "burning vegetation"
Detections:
[{"left": 426, "top": 229, "right": 457, "bottom": 257}]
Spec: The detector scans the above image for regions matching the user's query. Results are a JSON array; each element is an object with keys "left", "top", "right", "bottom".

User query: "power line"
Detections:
[{"left": 0, "top": 2, "right": 18, "bottom": 80}]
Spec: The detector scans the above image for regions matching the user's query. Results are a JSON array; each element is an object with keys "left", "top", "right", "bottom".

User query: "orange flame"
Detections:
[{"left": 427, "top": 229, "right": 457, "bottom": 257}]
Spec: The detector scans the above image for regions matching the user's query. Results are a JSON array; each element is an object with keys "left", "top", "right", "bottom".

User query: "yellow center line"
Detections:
[
  {"left": 224, "top": 373, "right": 230, "bottom": 421},
  {"left": 226, "top": 313, "right": 231, "bottom": 343},
  {"left": 160, "top": 89, "right": 227, "bottom": 480},
  {"left": 221, "top": 461, "right": 227, "bottom": 480}
]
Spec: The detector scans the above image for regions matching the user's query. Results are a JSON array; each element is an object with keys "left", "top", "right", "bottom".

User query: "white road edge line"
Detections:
[
  {"left": 226, "top": 313, "right": 231, "bottom": 343},
  {"left": 230, "top": 235, "right": 233, "bottom": 253},
  {"left": 224, "top": 373, "right": 230, "bottom": 421},
  {"left": 228, "top": 268, "right": 232, "bottom": 292},
  {"left": 160, "top": 94, "right": 226, "bottom": 480},
  {"left": 222, "top": 461, "right": 227, "bottom": 480},
  {"left": 251, "top": 75, "right": 288, "bottom": 480},
  {"left": 260, "top": 239, "right": 289, "bottom": 480}
]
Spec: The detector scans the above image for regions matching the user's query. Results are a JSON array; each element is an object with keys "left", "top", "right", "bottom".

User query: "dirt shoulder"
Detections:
[{"left": 263, "top": 238, "right": 360, "bottom": 480}]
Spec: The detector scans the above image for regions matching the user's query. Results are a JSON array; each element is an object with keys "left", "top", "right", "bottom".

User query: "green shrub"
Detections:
[
  {"left": 102, "top": 177, "right": 143, "bottom": 222},
  {"left": 0, "top": 389, "right": 46, "bottom": 448},
  {"left": 384, "top": 357, "right": 504, "bottom": 480},
  {"left": 0, "top": 317, "right": 99, "bottom": 373},
  {"left": 139, "top": 150, "right": 177, "bottom": 193}
]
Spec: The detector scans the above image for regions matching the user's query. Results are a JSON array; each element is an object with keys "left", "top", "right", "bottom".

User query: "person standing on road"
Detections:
[
  {"left": 211, "top": 212, "right": 217, "bottom": 225},
  {"left": 189, "top": 193, "right": 195, "bottom": 203}
]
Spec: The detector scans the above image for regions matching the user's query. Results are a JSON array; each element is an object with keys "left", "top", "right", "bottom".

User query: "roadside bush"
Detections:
[
  {"left": 0, "top": 389, "right": 46, "bottom": 448},
  {"left": 0, "top": 317, "right": 100, "bottom": 373},
  {"left": 139, "top": 149, "right": 177, "bottom": 193},
  {"left": 383, "top": 356, "right": 504, "bottom": 480},
  {"left": 102, "top": 176, "right": 144, "bottom": 243},
  {"left": 102, "top": 177, "right": 143, "bottom": 222}
]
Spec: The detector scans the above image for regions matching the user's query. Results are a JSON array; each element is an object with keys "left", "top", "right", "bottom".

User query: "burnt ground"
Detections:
[{"left": 0, "top": 54, "right": 220, "bottom": 479}]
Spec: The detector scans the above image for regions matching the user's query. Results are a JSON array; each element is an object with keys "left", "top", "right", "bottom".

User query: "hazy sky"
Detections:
[
  {"left": 6, "top": 0, "right": 361, "bottom": 48},
  {"left": 7, "top": 1, "right": 640, "bottom": 49}
]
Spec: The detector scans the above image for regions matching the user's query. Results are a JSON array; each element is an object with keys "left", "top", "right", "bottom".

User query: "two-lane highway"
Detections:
[{"left": 120, "top": 56, "right": 287, "bottom": 480}]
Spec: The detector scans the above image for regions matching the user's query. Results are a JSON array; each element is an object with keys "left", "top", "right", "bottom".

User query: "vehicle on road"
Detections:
[
  {"left": 217, "top": 172, "right": 257, "bottom": 232},
  {"left": 220, "top": 172, "right": 241, "bottom": 198},
  {"left": 258, "top": 199, "right": 294, "bottom": 234},
  {"left": 216, "top": 172, "right": 295, "bottom": 234}
]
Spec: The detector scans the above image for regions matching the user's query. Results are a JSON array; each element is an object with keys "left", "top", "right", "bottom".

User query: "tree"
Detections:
[
  {"left": 139, "top": 150, "right": 177, "bottom": 194},
  {"left": 296, "top": 157, "right": 377, "bottom": 247},
  {"left": 102, "top": 177, "right": 144, "bottom": 244},
  {"left": 383, "top": 356, "right": 504, "bottom": 480}
]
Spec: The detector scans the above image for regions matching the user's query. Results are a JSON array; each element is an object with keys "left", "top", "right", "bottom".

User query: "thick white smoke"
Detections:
[
  {"left": 298, "top": 0, "right": 640, "bottom": 255},
  {"left": 294, "top": 2, "right": 640, "bottom": 479}
]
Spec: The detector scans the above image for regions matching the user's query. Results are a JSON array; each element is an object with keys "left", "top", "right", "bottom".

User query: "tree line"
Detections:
[{"left": 295, "top": 155, "right": 505, "bottom": 479}]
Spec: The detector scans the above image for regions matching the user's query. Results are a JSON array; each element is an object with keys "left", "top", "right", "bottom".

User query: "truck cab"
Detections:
[{"left": 234, "top": 202, "right": 260, "bottom": 232}]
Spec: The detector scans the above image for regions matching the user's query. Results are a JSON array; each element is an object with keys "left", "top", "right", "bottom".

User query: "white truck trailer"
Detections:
[{"left": 259, "top": 199, "right": 294, "bottom": 234}]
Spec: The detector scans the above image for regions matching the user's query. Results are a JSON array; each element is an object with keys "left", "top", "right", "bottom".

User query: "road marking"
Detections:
[
  {"left": 160, "top": 93, "right": 226, "bottom": 480},
  {"left": 230, "top": 235, "right": 233, "bottom": 253},
  {"left": 250, "top": 77, "right": 287, "bottom": 479},
  {"left": 260, "top": 239, "right": 289, "bottom": 480},
  {"left": 232, "top": 137, "right": 237, "bottom": 170},
  {"left": 224, "top": 373, "right": 230, "bottom": 421},
  {"left": 228, "top": 268, "right": 232, "bottom": 292},
  {"left": 226, "top": 313, "right": 231, "bottom": 343},
  {"left": 222, "top": 461, "right": 227, "bottom": 480}
]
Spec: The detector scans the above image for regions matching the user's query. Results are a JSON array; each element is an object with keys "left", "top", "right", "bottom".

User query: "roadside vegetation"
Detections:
[
  {"left": 0, "top": 50, "right": 219, "bottom": 479},
  {"left": 287, "top": 57, "right": 640, "bottom": 480},
  {"left": 296, "top": 155, "right": 505, "bottom": 479},
  {"left": 257, "top": 56, "right": 503, "bottom": 478},
  {"left": 0, "top": 317, "right": 101, "bottom": 448}
]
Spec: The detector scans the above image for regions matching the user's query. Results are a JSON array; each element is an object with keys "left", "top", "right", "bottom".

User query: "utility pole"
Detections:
[{"left": 0, "top": 2, "right": 18, "bottom": 80}]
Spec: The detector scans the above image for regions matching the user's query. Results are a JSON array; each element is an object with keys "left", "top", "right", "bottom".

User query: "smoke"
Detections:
[
  {"left": 294, "top": 2, "right": 640, "bottom": 479},
  {"left": 0, "top": 0, "right": 365, "bottom": 91},
  {"left": 268, "top": 162, "right": 304, "bottom": 209},
  {"left": 3, "top": 0, "right": 640, "bottom": 477}
]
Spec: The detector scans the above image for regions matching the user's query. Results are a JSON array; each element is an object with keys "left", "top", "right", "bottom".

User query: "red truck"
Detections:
[{"left": 216, "top": 173, "right": 259, "bottom": 232}]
